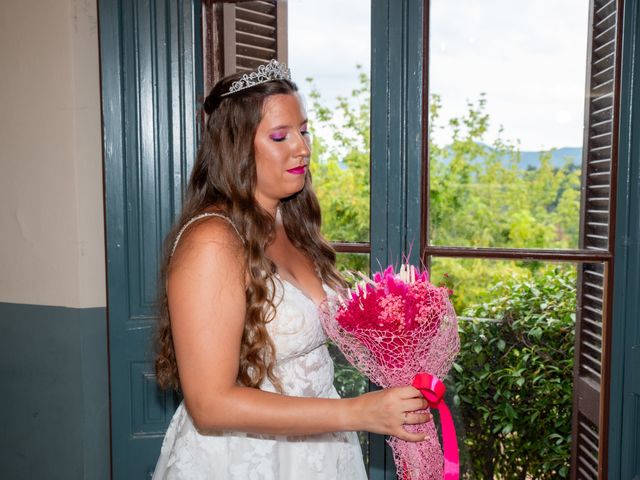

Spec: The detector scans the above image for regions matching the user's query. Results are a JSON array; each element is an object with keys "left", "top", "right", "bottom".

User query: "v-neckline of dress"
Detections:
[{"left": 274, "top": 273, "right": 327, "bottom": 308}]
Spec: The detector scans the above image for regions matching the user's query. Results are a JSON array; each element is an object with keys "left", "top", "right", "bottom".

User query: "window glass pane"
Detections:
[
  {"left": 430, "top": 257, "right": 585, "bottom": 478},
  {"left": 288, "top": 0, "right": 371, "bottom": 243},
  {"left": 335, "top": 251, "right": 370, "bottom": 277},
  {"left": 329, "top": 340, "right": 370, "bottom": 469},
  {"left": 331, "top": 251, "right": 370, "bottom": 467},
  {"left": 428, "top": 1, "right": 588, "bottom": 249}
]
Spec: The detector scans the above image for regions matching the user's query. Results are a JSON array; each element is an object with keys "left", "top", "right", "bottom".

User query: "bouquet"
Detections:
[{"left": 320, "top": 264, "right": 460, "bottom": 480}]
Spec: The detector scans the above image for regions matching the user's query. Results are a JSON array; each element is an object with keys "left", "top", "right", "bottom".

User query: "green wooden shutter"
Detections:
[
  {"left": 572, "top": 1, "right": 623, "bottom": 478},
  {"left": 99, "top": 0, "right": 203, "bottom": 477}
]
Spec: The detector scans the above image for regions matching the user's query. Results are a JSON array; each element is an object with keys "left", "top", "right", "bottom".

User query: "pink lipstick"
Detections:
[{"left": 286, "top": 166, "right": 306, "bottom": 175}]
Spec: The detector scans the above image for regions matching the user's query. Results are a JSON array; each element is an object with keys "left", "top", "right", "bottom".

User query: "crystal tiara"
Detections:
[{"left": 220, "top": 59, "right": 291, "bottom": 97}]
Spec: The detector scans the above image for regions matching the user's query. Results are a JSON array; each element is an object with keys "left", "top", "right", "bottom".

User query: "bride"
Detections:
[{"left": 152, "top": 60, "right": 430, "bottom": 479}]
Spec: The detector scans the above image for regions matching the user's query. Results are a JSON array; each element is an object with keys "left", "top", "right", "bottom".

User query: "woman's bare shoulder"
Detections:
[{"left": 169, "top": 214, "right": 244, "bottom": 274}]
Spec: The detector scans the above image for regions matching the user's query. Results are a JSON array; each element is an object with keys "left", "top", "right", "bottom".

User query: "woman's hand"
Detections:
[{"left": 350, "top": 386, "right": 432, "bottom": 442}]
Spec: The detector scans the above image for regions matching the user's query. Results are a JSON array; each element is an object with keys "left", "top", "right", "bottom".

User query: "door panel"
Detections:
[{"left": 99, "top": 0, "right": 203, "bottom": 476}]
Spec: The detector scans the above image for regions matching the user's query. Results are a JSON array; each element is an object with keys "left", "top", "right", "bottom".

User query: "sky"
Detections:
[{"left": 288, "top": 0, "right": 589, "bottom": 152}]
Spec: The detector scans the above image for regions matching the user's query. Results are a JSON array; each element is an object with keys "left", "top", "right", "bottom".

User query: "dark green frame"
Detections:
[
  {"left": 370, "top": 0, "right": 425, "bottom": 477},
  {"left": 608, "top": 0, "right": 640, "bottom": 477}
]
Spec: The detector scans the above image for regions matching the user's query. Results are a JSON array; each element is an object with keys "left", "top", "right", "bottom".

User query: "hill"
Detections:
[{"left": 435, "top": 145, "right": 582, "bottom": 170}]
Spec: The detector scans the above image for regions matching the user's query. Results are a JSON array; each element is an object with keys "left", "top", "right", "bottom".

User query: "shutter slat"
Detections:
[
  {"left": 236, "top": 18, "right": 275, "bottom": 38},
  {"left": 591, "top": 93, "right": 613, "bottom": 113},
  {"left": 583, "top": 347, "right": 603, "bottom": 363},
  {"left": 237, "top": 31, "right": 276, "bottom": 50},
  {"left": 236, "top": 0, "right": 276, "bottom": 15},
  {"left": 593, "top": 64, "right": 615, "bottom": 85},
  {"left": 595, "top": 14, "right": 616, "bottom": 34},
  {"left": 593, "top": 23, "right": 616, "bottom": 45},
  {"left": 236, "top": 5, "right": 275, "bottom": 20},
  {"left": 582, "top": 342, "right": 602, "bottom": 358},
  {"left": 583, "top": 293, "right": 604, "bottom": 304},
  {"left": 584, "top": 280, "right": 605, "bottom": 289},
  {"left": 236, "top": 43, "right": 276, "bottom": 60},
  {"left": 587, "top": 173, "right": 610, "bottom": 184},
  {"left": 582, "top": 316, "right": 603, "bottom": 332},
  {"left": 583, "top": 329, "right": 602, "bottom": 343},
  {"left": 593, "top": 39, "right": 616, "bottom": 60},
  {"left": 586, "top": 158, "right": 611, "bottom": 167},
  {"left": 594, "top": 1, "right": 616, "bottom": 21},
  {"left": 590, "top": 123, "right": 612, "bottom": 137},
  {"left": 590, "top": 106, "right": 613, "bottom": 124},
  {"left": 577, "top": 458, "right": 599, "bottom": 478},
  {"left": 592, "top": 78, "right": 615, "bottom": 97},
  {"left": 580, "top": 362, "right": 601, "bottom": 380},
  {"left": 589, "top": 130, "right": 613, "bottom": 143},
  {"left": 592, "top": 51, "right": 614, "bottom": 73}
]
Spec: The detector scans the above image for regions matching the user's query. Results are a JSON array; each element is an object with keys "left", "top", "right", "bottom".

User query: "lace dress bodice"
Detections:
[{"left": 152, "top": 213, "right": 367, "bottom": 479}]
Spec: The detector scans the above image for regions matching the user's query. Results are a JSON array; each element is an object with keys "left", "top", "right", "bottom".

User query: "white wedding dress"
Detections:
[{"left": 152, "top": 213, "right": 368, "bottom": 480}]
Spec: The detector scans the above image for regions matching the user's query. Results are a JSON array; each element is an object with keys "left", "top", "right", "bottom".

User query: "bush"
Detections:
[{"left": 450, "top": 266, "right": 576, "bottom": 479}]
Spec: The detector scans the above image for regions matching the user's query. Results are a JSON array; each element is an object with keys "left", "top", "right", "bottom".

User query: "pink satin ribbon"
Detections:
[{"left": 412, "top": 373, "right": 459, "bottom": 480}]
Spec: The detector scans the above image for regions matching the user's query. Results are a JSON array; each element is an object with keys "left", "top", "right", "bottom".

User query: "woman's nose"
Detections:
[{"left": 294, "top": 132, "right": 311, "bottom": 158}]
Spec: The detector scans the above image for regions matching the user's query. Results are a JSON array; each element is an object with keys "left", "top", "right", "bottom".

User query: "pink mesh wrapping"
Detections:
[{"left": 320, "top": 266, "right": 460, "bottom": 480}]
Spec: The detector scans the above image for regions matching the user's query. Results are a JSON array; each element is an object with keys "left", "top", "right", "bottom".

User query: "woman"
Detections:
[{"left": 152, "top": 60, "right": 430, "bottom": 479}]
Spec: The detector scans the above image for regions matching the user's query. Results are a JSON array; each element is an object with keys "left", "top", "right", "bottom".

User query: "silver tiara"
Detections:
[{"left": 221, "top": 59, "right": 291, "bottom": 97}]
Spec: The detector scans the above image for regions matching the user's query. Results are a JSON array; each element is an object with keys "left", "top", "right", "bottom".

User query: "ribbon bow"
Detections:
[{"left": 412, "top": 373, "right": 459, "bottom": 480}]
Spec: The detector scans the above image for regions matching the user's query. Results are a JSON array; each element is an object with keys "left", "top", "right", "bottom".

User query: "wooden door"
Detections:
[{"left": 99, "top": 0, "right": 203, "bottom": 477}]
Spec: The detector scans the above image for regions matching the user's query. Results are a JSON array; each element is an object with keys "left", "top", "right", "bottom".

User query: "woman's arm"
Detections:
[{"left": 168, "top": 217, "right": 429, "bottom": 442}]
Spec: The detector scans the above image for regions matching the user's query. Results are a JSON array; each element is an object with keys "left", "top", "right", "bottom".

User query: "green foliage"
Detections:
[
  {"left": 450, "top": 267, "right": 576, "bottom": 479},
  {"left": 330, "top": 343, "right": 369, "bottom": 399},
  {"left": 305, "top": 68, "right": 370, "bottom": 274},
  {"left": 429, "top": 94, "right": 581, "bottom": 252},
  {"left": 427, "top": 93, "right": 581, "bottom": 313}
]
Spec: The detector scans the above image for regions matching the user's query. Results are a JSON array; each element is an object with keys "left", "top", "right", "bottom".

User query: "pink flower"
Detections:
[{"left": 320, "top": 263, "right": 460, "bottom": 480}]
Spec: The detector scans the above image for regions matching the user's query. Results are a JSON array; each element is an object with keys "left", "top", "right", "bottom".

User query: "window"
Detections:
[{"left": 423, "top": 0, "right": 622, "bottom": 477}]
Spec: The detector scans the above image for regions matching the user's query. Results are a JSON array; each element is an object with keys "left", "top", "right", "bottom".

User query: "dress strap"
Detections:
[{"left": 170, "top": 212, "right": 245, "bottom": 257}]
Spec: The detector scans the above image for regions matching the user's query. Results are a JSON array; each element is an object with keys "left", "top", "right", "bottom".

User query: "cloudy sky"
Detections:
[{"left": 288, "top": 0, "right": 589, "bottom": 151}]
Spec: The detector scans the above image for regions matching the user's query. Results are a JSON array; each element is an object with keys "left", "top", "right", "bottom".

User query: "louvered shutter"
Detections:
[
  {"left": 572, "top": 0, "right": 623, "bottom": 478},
  {"left": 203, "top": 1, "right": 287, "bottom": 89},
  {"left": 203, "top": 0, "right": 287, "bottom": 88},
  {"left": 224, "top": 0, "right": 287, "bottom": 73}
]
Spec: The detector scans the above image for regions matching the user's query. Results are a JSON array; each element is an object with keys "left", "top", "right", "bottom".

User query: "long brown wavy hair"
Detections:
[{"left": 155, "top": 71, "right": 345, "bottom": 392}]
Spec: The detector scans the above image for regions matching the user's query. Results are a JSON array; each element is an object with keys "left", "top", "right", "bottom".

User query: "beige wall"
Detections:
[{"left": 0, "top": 0, "right": 105, "bottom": 308}]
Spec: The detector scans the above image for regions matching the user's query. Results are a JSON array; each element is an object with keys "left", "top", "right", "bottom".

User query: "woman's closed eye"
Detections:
[
  {"left": 269, "top": 129, "right": 310, "bottom": 143},
  {"left": 270, "top": 130, "right": 287, "bottom": 142}
]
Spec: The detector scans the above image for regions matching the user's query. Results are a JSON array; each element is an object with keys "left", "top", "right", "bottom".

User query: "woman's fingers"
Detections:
[
  {"left": 394, "top": 427, "right": 429, "bottom": 442},
  {"left": 397, "top": 385, "right": 423, "bottom": 399},
  {"left": 392, "top": 410, "right": 432, "bottom": 442},
  {"left": 404, "top": 397, "right": 429, "bottom": 412},
  {"left": 403, "top": 411, "right": 432, "bottom": 426}
]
